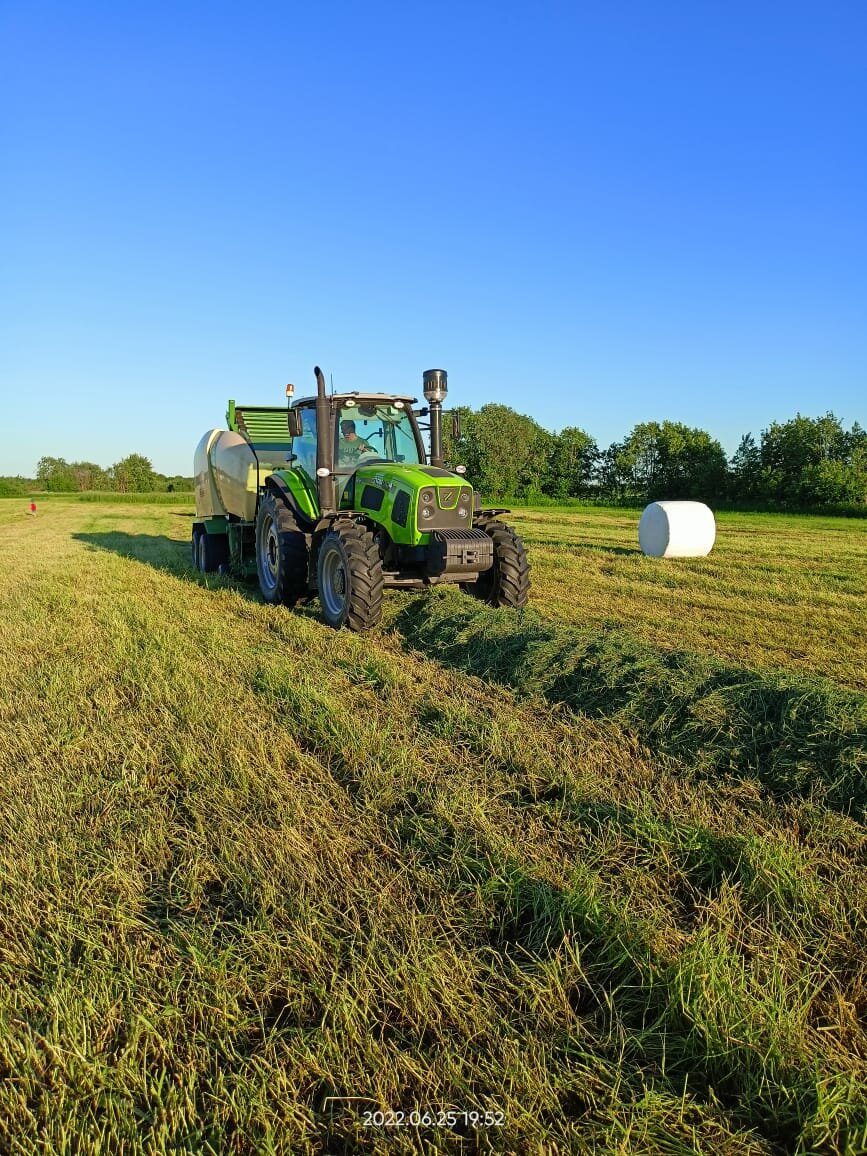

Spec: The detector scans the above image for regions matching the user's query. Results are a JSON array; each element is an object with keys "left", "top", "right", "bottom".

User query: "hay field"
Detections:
[
  {"left": 0, "top": 498, "right": 865, "bottom": 1154},
  {"left": 509, "top": 507, "right": 867, "bottom": 690}
]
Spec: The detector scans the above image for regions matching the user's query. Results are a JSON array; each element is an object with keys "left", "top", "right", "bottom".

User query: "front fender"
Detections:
[{"left": 264, "top": 470, "right": 319, "bottom": 528}]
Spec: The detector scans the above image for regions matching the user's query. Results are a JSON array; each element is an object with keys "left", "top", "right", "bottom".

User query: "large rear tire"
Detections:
[
  {"left": 256, "top": 491, "right": 310, "bottom": 606},
  {"left": 463, "top": 519, "right": 530, "bottom": 608},
  {"left": 317, "top": 521, "right": 384, "bottom": 631}
]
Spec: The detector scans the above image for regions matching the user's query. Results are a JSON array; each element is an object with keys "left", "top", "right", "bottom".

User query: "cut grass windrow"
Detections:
[{"left": 391, "top": 589, "right": 867, "bottom": 825}]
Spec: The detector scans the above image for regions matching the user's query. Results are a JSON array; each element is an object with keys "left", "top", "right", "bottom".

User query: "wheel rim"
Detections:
[
  {"left": 320, "top": 544, "right": 348, "bottom": 620},
  {"left": 259, "top": 512, "right": 279, "bottom": 595}
]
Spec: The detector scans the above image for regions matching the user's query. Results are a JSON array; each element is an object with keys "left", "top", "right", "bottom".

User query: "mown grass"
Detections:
[
  {"left": 0, "top": 499, "right": 865, "bottom": 1154},
  {"left": 29, "top": 491, "right": 196, "bottom": 504},
  {"left": 393, "top": 592, "right": 867, "bottom": 824},
  {"left": 504, "top": 507, "right": 867, "bottom": 690}
]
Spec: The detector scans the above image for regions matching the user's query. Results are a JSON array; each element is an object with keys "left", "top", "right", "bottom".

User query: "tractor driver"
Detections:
[{"left": 338, "top": 419, "right": 375, "bottom": 463}]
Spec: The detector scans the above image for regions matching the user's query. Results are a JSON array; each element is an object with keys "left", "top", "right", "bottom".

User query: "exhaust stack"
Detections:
[
  {"left": 314, "top": 365, "right": 335, "bottom": 514},
  {"left": 423, "top": 369, "right": 448, "bottom": 468}
]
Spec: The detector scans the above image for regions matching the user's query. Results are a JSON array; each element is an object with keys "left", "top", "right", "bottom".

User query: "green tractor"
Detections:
[{"left": 192, "top": 367, "right": 530, "bottom": 631}]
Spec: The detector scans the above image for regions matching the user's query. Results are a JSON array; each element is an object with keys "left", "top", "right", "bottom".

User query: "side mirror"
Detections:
[
  {"left": 287, "top": 408, "right": 303, "bottom": 438},
  {"left": 452, "top": 412, "right": 461, "bottom": 440}
]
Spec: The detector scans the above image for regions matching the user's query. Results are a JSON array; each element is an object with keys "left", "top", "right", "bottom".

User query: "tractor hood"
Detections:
[
  {"left": 346, "top": 462, "right": 474, "bottom": 544},
  {"left": 354, "top": 462, "right": 464, "bottom": 488}
]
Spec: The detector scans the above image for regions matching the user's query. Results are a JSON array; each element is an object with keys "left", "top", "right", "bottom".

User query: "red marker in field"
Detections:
[{"left": 30, "top": 502, "right": 36, "bottom": 516}]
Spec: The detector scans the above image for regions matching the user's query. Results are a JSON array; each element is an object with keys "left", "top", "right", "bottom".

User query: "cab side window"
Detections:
[{"left": 292, "top": 408, "right": 318, "bottom": 480}]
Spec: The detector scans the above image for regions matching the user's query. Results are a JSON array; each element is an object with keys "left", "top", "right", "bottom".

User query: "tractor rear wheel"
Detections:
[
  {"left": 256, "top": 491, "right": 310, "bottom": 606},
  {"left": 317, "top": 521, "right": 383, "bottom": 631},
  {"left": 463, "top": 519, "right": 530, "bottom": 608}
]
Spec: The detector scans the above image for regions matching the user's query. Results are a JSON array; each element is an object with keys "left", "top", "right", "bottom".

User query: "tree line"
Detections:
[
  {"left": 0, "top": 454, "right": 194, "bottom": 496},
  {"left": 2, "top": 409, "right": 864, "bottom": 510},
  {"left": 443, "top": 407, "right": 867, "bottom": 509}
]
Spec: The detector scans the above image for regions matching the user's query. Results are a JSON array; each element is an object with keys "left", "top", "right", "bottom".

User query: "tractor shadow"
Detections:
[
  {"left": 529, "top": 536, "right": 637, "bottom": 556},
  {"left": 75, "top": 530, "right": 193, "bottom": 576},
  {"left": 583, "top": 543, "right": 636, "bottom": 557},
  {"left": 72, "top": 531, "right": 261, "bottom": 599}
]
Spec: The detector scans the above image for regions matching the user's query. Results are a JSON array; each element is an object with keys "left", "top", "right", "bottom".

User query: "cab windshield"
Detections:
[{"left": 335, "top": 402, "right": 422, "bottom": 469}]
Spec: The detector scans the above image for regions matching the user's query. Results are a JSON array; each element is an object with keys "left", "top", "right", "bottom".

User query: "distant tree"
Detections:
[
  {"left": 0, "top": 475, "right": 33, "bottom": 496},
  {"left": 611, "top": 424, "right": 663, "bottom": 497},
  {"left": 164, "top": 474, "right": 195, "bottom": 492},
  {"left": 729, "top": 433, "right": 763, "bottom": 501},
  {"left": 444, "top": 404, "right": 552, "bottom": 499},
  {"left": 33, "top": 452, "right": 193, "bottom": 494},
  {"left": 109, "top": 453, "right": 157, "bottom": 493},
  {"left": 70, "top": 461, "right": 109, "bottom": 491},
  {"left": 36, "top": 456, "right": 77, "bottom": 491},
  {"left": 605, "top": 421, "right": 728, "bottom": 502},
  {"left": 543, "top": 426, "right": 599, "bottom": 499},
  {"left": 759, "top": 413, "right": 867, "bottom": 507},
  {"left": 595, "top": 441, "right": 631, "bottom": 500}
]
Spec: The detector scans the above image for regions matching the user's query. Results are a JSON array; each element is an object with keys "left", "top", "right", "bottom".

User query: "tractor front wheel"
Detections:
[
  {"left": 463, "top": 519, "right": 530, "bottom": 608},
  {"left": 317, "top": 521, "right": 383, "bottom": 631},
  {"left": 256, "top": 491, "right": 310, "bottom": 606}
]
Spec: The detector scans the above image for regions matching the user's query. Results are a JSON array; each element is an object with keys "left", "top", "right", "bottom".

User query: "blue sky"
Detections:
[{"left": 2, "top": 0, "right": 865, "bottom": 476}]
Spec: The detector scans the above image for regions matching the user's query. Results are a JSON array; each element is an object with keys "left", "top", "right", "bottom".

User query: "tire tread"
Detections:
[
  {"left": 465, "top": 519, "right": 530, "bottom": 608},
  {"left": 256, "top": 491, "right": 310, "bottom": 606},
  {"left": 318, "top": 520, "right": 384, "bottom": 631}
]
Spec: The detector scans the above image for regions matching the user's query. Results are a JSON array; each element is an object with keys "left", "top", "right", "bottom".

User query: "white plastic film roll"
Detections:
[{"left": 638, "top": 501, "right": 716, "bottom": 558}]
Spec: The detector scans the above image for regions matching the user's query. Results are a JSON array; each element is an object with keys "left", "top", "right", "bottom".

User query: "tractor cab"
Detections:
[{"left": 289, "top": 393, "right": 424, "bottom": 487}]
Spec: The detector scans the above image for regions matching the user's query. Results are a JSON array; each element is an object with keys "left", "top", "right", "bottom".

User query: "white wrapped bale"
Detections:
[{"left": 638, "top": 501, "right": 716, "bottom": 558}]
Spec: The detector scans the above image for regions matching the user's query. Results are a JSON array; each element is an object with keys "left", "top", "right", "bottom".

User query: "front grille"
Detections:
[{"left": 416, "top": 485, "right": 473, "bottom": 531}]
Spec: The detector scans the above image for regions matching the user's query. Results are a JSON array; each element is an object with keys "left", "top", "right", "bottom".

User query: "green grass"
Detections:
[
  {"left": 27, "top": 490, "right": 196, "bottom": 503},
  {"left": 0, "top": 499, "right": 865, "bottom": 1153},
  {"left": 505, "top": 506, "right": 867, "bottom": 690},
  {"left": 393, "top": 590, "right": 867, "bottom": 823}
]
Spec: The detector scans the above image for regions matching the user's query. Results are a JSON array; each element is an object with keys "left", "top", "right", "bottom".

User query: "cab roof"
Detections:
[{"left": 293, "top": 391, "right": 419, "bottom": 407}]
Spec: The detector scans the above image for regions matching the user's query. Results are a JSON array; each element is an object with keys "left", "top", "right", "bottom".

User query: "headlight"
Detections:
[
  {"left": 420, "top": 489, "right": 435, "bottom": 504},
  {"left": 421, "top": 506, "right": 434, "bottom": 519},
  {"left": 458, "top": 507, "right": 468, "bottom": 518},
  {"left": 460, "top": 490, "right": 470, "bottom": 503}
]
